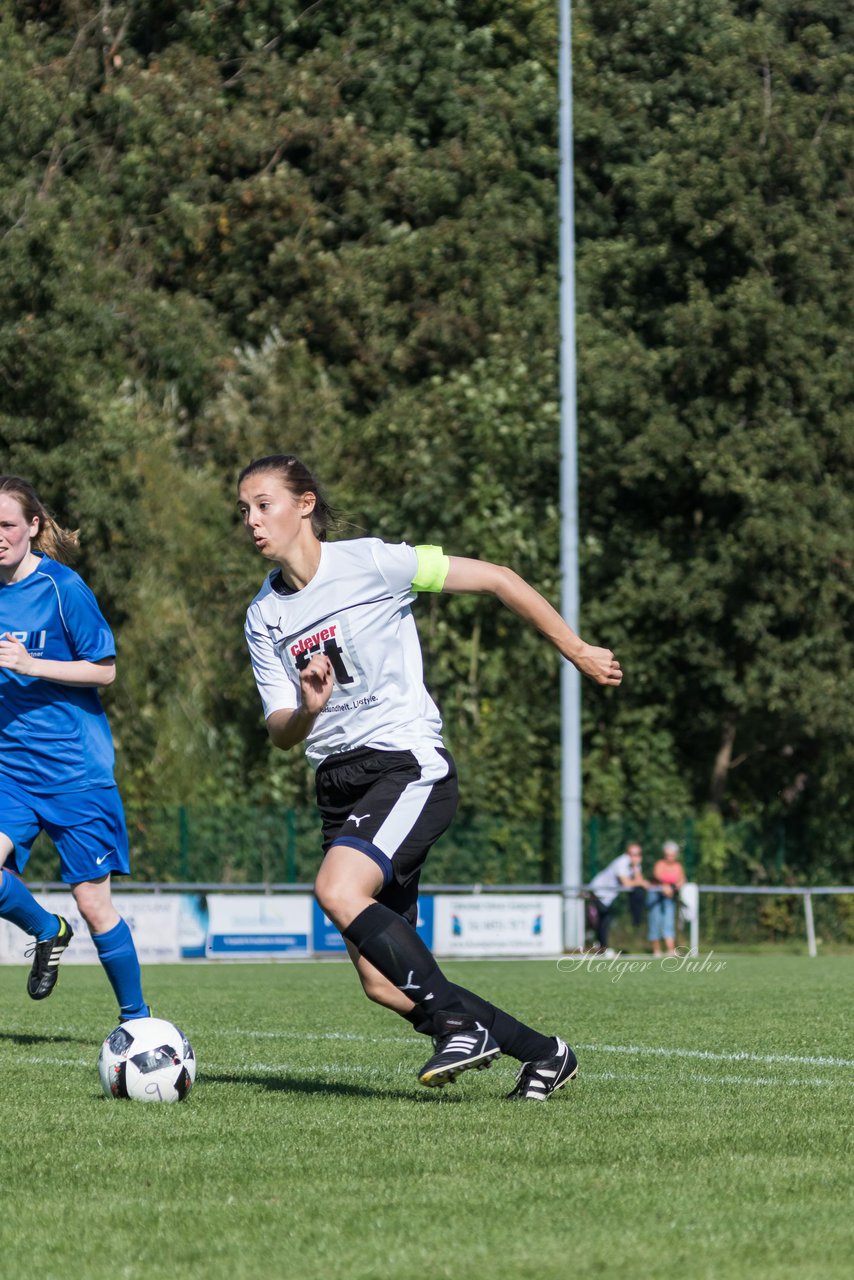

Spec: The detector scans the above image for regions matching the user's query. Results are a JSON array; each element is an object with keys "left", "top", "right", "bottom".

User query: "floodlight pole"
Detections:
[{"left": 558, "top": 0, "right": 585, "bottom": 951}]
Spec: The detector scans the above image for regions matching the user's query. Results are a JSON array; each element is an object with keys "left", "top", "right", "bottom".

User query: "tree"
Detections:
[
  {"left": 573, "top": 0, "right": 854, "bottom": 864},
  {"left": 2, "top": 2, "right": 852, "bottom": 880}
]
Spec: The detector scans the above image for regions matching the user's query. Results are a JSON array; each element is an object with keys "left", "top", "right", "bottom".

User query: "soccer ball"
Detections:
[{"left": 98, "top": 1017, "right": 196, "bottom": 1103}]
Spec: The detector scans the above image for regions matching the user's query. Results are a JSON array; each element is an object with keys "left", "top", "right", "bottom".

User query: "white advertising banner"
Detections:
[
  {"left": 205, "top": 893, "right": 312, "bottom": 958},
  {"left": 0, "top": 890, "right": 563, "bottom": 963},
  {"left": 0, "top": 892, "right": 182, "bottom": 965},
  {"left": 433, "top": 894, "right": 563, "bottom": 957}
]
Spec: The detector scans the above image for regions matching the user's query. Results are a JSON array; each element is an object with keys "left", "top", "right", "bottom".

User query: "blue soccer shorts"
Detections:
[{"left": 0, "top": 777, "right": 131, "bottom": 883}]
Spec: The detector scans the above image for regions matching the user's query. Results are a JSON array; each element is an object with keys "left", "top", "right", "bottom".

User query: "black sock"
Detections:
[
  {"left": 343, "top": 902, "right": 466, "bottom": 1017},
  {"left": 400, "top": 1008, "right": 435, "bottom": 1036},
  {"left": 343, "top": 903, "right": 554, "bottom": 1061},
  {"left": 484, "top": 1002, "right": 555, "bottom": 1063}
]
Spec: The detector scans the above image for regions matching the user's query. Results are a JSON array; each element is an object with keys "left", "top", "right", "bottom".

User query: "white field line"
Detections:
[
  {"left": 212, "top": 1059, "right": 413, "bottom": 1081},
  {"left": 223, "top": 1029, "right": 409, "bottom": 1044},
  {"left": 9, "top": 1031, "right": 854, "bottom": 1087},
  {"left": 13, "top": 1024, "right": 854, "bottom": 1071},
  {"left": 575, "top": 1042, "right": 854, "bottom": 1070},
  {"left": 207, "top": 1061, "right": 844, "bottom": 1089},
  {"left": 219, "top": 1028, "right": 854, "bottom": 1072},
  {"left": 19, "top": 1055, "right": 91, "bottom": 1067},
  {"left": 582, "top": 1068, "right": 843, "bottom": 1089},
  {"left": 10, "top": 1052, "right": 850, "bottom": 1090}
]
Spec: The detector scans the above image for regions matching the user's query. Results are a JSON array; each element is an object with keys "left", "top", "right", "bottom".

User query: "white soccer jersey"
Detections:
[
  {"left": 244, "top": 538, "right": 445, "bottom": 768},
  {"left": 589, "top": 853, "right": 634, "bottom": 907}
]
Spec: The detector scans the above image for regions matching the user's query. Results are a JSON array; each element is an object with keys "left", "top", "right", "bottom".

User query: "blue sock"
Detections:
[
  {"left": 91, "top": 918, "right": 150, "bottom": 1020},
  {"left": 0, "top": 869, "right": 59, "bottom": 940}
]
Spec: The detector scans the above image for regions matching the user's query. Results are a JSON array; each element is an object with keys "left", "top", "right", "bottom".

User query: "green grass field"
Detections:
[{"left": 1, "top": 954, "right": 852, "bottom": 1280}]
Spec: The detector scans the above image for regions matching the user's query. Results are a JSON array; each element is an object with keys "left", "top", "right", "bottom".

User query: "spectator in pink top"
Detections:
[{"left": 646, "top": 840, "right": 686, "bottom": 957}]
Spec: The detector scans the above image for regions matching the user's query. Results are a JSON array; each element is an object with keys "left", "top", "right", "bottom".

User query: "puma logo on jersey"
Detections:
[{"left": 345, "top": 813, "right": 371, "bottom": 828}]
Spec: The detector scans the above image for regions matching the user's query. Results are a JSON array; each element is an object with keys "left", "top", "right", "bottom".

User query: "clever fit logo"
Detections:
[{"left": 289, "top": 623, "right": 356, "bottom": 686}]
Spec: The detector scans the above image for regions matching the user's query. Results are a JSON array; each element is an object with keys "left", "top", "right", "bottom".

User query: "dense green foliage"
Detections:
[
  {"left": 2, "top": 958, "right": 854, "bottom": 1279},
  {"left": 1, "top": 2, "right": 851, "bottom": 880}
]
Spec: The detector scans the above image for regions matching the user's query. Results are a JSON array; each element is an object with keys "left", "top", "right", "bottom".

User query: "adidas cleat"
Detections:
[
  {"left": 506, "top": 1036, "right": 578, "bottom": 1101},
  {"left": 26, "top": 916, "right": 74, "bottom": 1000},
  {"left": 418, "top": 1013, "right": 501, "bottom": 1088}
]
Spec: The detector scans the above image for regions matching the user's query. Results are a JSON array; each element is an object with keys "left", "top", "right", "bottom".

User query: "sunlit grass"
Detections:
[{"left": 1, "top": 956, "right": 852, "bottom": 1279}]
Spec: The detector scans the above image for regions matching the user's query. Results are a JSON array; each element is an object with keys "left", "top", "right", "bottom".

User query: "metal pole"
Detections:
[
  {"left": 803, "top": 891, "right": 817, "bottom": 958},
  {"left": 179, "top": 805, "right": 190, "bottom": 881},
  {"left": 558, "top": 0, "right": 583, "bottom": 951}
]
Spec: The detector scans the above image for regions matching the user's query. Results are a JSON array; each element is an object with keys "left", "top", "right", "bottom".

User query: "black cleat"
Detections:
[
  {"left": 119, "top": 1006, "right": 152, "bottom": 1022},
  {"left": 418, "top": 1013, "right": 501, "bottom": 1088},
  {"left": 506, "top": 1036, "right": 578, "bottom": 1100},
  {"left": 26, "top": 916, "right": 74, "bottom": 1000}
]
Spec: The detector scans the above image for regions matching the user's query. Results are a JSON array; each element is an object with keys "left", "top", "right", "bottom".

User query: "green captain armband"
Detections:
[{"left": 413, "top": 544, "right": 450, "bottom": 592}]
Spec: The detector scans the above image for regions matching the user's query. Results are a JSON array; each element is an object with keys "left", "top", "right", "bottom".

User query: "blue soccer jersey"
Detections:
[{"left": 0, "top": 556, "right": 118, "bottom": 794}]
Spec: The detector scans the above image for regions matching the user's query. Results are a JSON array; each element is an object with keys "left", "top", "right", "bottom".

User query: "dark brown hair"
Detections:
[
  {"left": 0, "top": 476, "right": 79, "bottom": 563},
  {"left": 237, "top": 455, "right": 335, "bottom": 541}
]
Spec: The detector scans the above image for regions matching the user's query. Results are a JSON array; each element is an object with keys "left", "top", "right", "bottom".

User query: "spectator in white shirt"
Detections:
[{"left": 588, "top": 843, "right": 648, "bottom": 953}]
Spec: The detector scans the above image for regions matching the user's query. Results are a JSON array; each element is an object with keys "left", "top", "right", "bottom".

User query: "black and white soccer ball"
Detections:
[{"left": 98, "top": 1017, "right": 196, "bottom": 1103}]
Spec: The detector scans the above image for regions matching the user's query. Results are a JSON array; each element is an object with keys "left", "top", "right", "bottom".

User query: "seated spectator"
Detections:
[
  {"left": 646, "top": 840, "right": 687, "bottom": 957},
  {"left": 588, "top": 843, "right": 648, "bottom": 954}
]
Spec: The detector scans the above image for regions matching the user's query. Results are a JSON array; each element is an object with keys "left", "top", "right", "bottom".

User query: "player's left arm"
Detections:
[
  {"left": 0, "top": 635, "right": 115, "bottom": 687},
  {"left": 440, "top": 556, "right": 622, "bottom": 687}
]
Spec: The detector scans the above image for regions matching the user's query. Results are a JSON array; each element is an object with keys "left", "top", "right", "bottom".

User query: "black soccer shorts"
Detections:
[{"left": 314, "top": 744, "right": 458, "bottom": 922}]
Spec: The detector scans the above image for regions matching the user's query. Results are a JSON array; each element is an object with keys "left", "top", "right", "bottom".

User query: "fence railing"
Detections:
[
  {"left": 24, "top": 803, "right": 831, "bottom": 886},
  {"left": 693, "top": 884, "right": 854, "bottom": 958},
  {"left": 574, "top": 884, "right": 854, "bottom": 957},
  {"left": 22, "top": 878, "right": 854, "bottom": 956}
]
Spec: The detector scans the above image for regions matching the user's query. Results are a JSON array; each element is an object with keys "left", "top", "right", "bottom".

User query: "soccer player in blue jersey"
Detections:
[
  {"left": 0, "top": 476, "right": 149, "bottom": 1021},
  {"left": 239, "top": 455, "right": 622, "bottom": 1100}
]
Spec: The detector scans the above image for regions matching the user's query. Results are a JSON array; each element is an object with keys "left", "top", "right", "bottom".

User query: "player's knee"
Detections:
[
  {"left": 313, "top": 875, "right": 352, "bottom": 930},
  {"left": 71, "top": 881, "right": 116, "bottom": 934}
]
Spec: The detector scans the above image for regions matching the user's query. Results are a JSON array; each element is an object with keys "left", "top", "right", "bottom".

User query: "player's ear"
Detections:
[{"left": 300, "top": 491, "right": 317, "bottom": 517}]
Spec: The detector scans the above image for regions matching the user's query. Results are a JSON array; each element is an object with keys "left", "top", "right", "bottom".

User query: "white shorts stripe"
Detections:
[{"left": 372, "top": 745, "right": 450, "bottom": 860}]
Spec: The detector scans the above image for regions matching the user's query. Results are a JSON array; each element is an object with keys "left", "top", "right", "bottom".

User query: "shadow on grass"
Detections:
[
  {"left": 200, "top": 1067, "right": 464, "bottom": 1102},
  {"left": 0, "top": 1028, "right": 88, "bottom": 1048}
]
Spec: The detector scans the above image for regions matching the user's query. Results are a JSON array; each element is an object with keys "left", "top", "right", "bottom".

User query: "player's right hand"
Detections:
[
  {"left": 0, "top": 633, "right": 35, "bottom": 676},
  {"left": 575, "top": 643, "right": 623, "bottom": 686},
  {"left": 299, "top": 653, "right": 334, "bottom": 713}
]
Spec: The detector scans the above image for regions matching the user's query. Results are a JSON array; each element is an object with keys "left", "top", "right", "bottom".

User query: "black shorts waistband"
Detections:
[
  {"left": 316, "top": 744, "right": 454, "bottom": 777},
  {"left": 315, "top": 745, "right": 413, "bottom": 776}
]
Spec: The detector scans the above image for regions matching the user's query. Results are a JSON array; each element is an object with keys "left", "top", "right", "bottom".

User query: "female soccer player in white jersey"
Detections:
[
  {"left": 0, "top": 477, "right": 149, "bottom": 1021},
  {"left": 239, "top": 455, "right": 622, "bottom": 1100}
]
